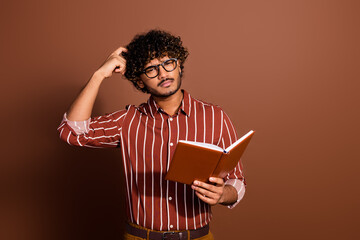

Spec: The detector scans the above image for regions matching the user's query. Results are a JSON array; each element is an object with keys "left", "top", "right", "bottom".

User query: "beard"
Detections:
[{"left": 143, "top": 73, "right": 182, "bottom": 99}]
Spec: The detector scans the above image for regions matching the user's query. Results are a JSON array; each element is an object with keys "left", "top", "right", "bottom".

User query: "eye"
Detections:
[
  {"left": 164, "top": 59, "right": 174, "bottom": 66},
  {"left": 145, "top": 67, "right": 156, "bottom": 74}
]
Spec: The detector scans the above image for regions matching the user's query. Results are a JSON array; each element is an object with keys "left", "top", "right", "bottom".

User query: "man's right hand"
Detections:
[
  {"left": 95, "top": 47, "right": 128, "bottom": 79},
  {"left": 66, "top": 47, "right": 128, "bottom": 121}
]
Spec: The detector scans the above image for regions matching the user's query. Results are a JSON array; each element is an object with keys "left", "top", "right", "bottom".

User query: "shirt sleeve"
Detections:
[
  {"left": 57, "top": 109, "right": 128, "bottom": 148},
  {"left": 219, "top": 109, "right": 247, "bottom": 209}
]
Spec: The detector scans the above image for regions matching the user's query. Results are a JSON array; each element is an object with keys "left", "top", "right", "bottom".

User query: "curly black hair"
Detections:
[{"left": 123, "top": 29, "right": 189, "bottom": 93}]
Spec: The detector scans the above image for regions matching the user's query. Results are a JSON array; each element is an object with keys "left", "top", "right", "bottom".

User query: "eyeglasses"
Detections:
[{"left": 142, "top": 58, "right": 178, "bottom": 78}]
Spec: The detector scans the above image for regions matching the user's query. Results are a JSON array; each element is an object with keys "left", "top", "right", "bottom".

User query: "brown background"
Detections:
[{"left": 1, "top": 0, "right": 359, "bottom": 239}]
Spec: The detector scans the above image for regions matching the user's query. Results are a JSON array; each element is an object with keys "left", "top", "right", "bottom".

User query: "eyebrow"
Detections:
[{"left": 145, "top": 57, "right": 171, "bottom": 68}]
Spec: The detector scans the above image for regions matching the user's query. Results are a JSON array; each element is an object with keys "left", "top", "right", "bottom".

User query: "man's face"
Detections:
[{"left": 137, "top": 55, "right": 182, "bottom": 98}]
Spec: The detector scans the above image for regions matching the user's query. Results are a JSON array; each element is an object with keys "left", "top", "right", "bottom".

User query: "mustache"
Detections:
[{"left": 158, "top": 78, "right": 174, "bottom": 86}]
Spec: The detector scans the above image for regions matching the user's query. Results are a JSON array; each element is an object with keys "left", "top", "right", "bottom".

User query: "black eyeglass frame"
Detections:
[{"left": 141, "top": 58, "right": 178, "bottom": 79}]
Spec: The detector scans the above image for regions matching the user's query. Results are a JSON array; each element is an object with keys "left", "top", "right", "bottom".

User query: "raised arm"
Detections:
[
  {"left": 67, "top": 47, "right": 127, "bottom": 121},
  {"left": 58, "top": 47, "right": 128, "bottom": 148}
]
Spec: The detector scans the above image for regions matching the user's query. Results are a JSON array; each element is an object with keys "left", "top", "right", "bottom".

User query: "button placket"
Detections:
[
  {"left": 168, "top": 116, "right": 176, "bottom": 149},
  {"left": 167, "top": 115, "right": 177, "bottom": 232}
]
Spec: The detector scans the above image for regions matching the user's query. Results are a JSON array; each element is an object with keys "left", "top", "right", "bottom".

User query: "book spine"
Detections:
[{"left": 210, "top": 152, "right": 228, "bottom": 178}]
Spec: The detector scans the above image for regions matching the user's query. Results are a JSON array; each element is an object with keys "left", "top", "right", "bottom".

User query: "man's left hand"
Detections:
[{"left": 191, "top": 177, "right": 226, "bottom": 206}]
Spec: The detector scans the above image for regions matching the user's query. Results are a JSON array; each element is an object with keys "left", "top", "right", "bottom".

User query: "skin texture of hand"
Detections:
[
  {"left": 96, "top": 47, "right": 127, "bottom": 78},
  {"left": 191, "top": 177, "right": 238, "bottom": 206},
  {"left": 66, "top": 47, "right": 127, "bottom": 121}
]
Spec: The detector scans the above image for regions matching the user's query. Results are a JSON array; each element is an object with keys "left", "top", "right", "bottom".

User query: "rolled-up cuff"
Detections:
[
  {"left": 225, "top": 178, "right": 246, "bottom": 209},
  {"left": 62, "top": 113, "right": 90, "bottom": 135}
]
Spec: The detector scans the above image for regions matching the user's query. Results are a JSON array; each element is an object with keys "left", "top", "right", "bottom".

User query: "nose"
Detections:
[{"left": 157, "top": 65, "right": 167, "bottom": 79}]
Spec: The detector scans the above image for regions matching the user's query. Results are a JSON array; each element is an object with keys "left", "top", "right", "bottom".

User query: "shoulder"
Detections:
[
  {"left": 93, "top": 109, "right": 128, "bottom": 121},
  {"left": 191, "top": 95, "right": 225, "bottom": 114},
  {"left": 189, "top": 95, "right": 236, "bottom": 127},
  {"left": 123, "top": 102, "right": 151, "bottom": 117}
]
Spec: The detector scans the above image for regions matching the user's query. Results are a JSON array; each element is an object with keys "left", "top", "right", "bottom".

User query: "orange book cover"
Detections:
[{"left": 165, "top": 130, "right": 255, "bottom": 185}]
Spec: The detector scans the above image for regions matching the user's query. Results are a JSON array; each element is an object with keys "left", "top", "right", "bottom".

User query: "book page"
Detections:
[
  {"left": 178, "top": 140, "right": 224, "bottom": 152},
  {"left": 225, "top": 130, "right": 254, "bottom": 152}
]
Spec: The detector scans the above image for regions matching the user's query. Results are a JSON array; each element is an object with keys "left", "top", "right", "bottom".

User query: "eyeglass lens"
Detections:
[{"left": 144, "top": 59, "right": 177, "bottom": 78}]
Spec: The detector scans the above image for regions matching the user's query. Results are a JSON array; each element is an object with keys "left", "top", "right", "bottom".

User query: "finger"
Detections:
[
  {"left": 115, "top": 54, "right": 127, "bottom": 63},
  {"left": 191, "top": 184, "right": 216, "bottom": 199},
  {"left": 193, "top": 180, "right": 217, "bottom": 193},
  {"left": 113, "top": 47, "right": 128, "bottom": 56},
  {"left": 195, "top": 191, "right": 208, "bottom": 201},
  {"left": 209, "top": 177, "right": 225, "bottom": 186},
  {"left": 111, "top": 56, "right": 125, "bottom": 67},
  {"left": 195, "top": 191, "right": 216, "bottom": 205},
  {"left": 114, "top": 66, "right": 126, "bottom": 74},
  {"left": 118, "top": 64, "right": 126, "bottom": 73}
]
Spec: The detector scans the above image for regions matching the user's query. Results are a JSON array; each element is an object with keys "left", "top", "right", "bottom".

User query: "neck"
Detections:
[{"left": 152, "top": 90, "right": 184, "bottom": 116}]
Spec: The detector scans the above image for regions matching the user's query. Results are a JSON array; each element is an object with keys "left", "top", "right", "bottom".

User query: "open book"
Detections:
[{"left": 165, "top": 130, "right": 255, "bottom": 185}]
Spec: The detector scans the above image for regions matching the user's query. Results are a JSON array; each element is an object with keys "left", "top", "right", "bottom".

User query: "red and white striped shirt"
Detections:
[{"left": 57, "top": 90, "right": 245, "bottom": 231}]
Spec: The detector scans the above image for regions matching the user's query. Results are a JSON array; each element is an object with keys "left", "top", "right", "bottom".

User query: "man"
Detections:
[{"left": 58, "top": 29, "right": 246, "bottom": 240}]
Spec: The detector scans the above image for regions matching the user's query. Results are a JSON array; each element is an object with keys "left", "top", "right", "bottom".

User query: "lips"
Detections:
[{"left": 158, "top": 79, "right": 173, "bottom": 87}]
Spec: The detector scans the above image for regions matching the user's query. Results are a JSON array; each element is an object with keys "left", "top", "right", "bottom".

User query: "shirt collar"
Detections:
[
  {"left": 180, "top": 89, "right": 191, "bottom": 117},
  {"left": 138, "top": 89, "right": 192, "bottom": 118}
]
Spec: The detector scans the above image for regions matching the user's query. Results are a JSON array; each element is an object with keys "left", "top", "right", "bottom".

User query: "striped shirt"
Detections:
[{"left": 57, "top": 90, "right": 246, "bottom": 231}]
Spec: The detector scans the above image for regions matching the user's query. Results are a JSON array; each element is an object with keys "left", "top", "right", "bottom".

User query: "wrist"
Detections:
[
  {"left": 91, "top": 71, "right": 106, "bottom": 85},
  {"left": 219, "top": 185, "right": 237, "bottom": 205},
  {"left": 93, "top": 69, "right": 108, "bottom": 81},
  {"left": 218, "top": 186, "right": 227, "bottom": 204}
]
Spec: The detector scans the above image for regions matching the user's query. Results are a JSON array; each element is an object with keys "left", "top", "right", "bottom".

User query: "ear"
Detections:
[
  {"left": 136, "top": 80, "right": 145, "bottom": 88},
  {"left": 178, "top": 60, "right": 182, "bottom": 75}
]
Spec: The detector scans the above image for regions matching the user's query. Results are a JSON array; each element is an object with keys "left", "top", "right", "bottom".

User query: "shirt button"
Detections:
[
  {"left": 169, "top": 117, "right": 173, "bottom": 121},
  {"left": 170, "top": 142, "right": 174, "bottom": 146},
  {"left": 170, "top": 225, "right": 173, "bottom": 229},
  {"left": 169, "top": 196, "right": 172, "bottom": 200}
]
